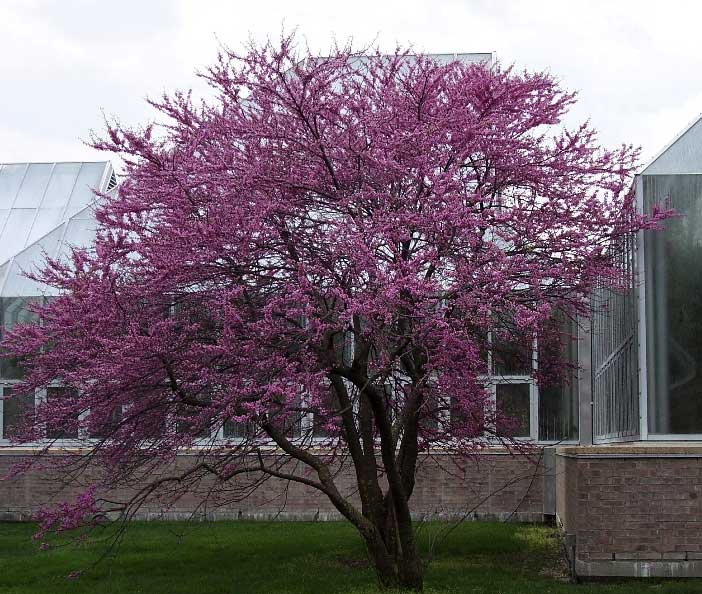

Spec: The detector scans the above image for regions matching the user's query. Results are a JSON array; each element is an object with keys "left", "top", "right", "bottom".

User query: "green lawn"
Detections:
[{"left": 1, "top": 520, "right": 702, "bottom": 594}]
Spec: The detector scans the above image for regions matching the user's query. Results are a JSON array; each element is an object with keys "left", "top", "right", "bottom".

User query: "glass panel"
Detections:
[
  {"left": 223, "top": 420, "right": 245, "bottom": 439},
  {"left": 0, "top": 209, "right": 37, "bottom": 262},
  {"left": 0, "top": 262, "right": 7, "bottom": 289},
  {"left": 269, "top": 392, "right": 302, "bottom": 438},
  {"left": 0, "top": 164, "right": 28, "bottom": 209},
  {"left": 25, "top": 162, "right": 81, "bottom": 243},
  {"left": 0, "top": 297, "right": 41, "bottom": 379},
  {"left": 2, "top": 386, "right": 35, "bottom": 439},
  {"left": 13, "top": 164, "right": 52, "bottom": 209},
  {"left": 132, "top": 406, "right": 167, "bottom": 439},
  {"left": 68, "top": 204, "right": 96, "bottom": 221},
  {"left": 0, "top": 296, "right": 40, "bottom": 328},
  {"left": 538, "top": 313, "right": 579, "bottom": 441},
  {"left": 333, "top": 331, "right": 353, "bottom": 366},
  {"left": 223, "top": 410, "right": 255, "bottom": 439},
  {"left": 590, "top": 231, "right": 639, "bottom": 442},
  {"left": 2, "top": 225, "right": 65, "bottom": 297},
  {"left": 539, "top": 386, "right": 577, "bottom": 441},
  {"left": 175, "top": 394, "right": 212, "bottom": 438},
  {"left": 645, "top": 174, "right": 702, "bottom": 434},
  {"left": 468, "top": 325, "right": 489, "bottom": 374},
  {"left": 45, "top": 386, "right": 80, "bottom": 439},
  {"left": 492, "top": 323, "right": 532, "bottom": 376},
  {"left": 64, "top": 163, "right": 106, "bottom": 218},
  {"left": 58, "top": 214, "right": 98, "bottom": 254},
  {"left": 41, "top": 163, "right": 81, "bottom": 208},
  {"left": 0, "top": 209, "right": 10, "bottom": 235},
  {"left": 449, "top": 394, "right": 486, "bottom": 438},
  {"left": 312, "top": 387, "right": 340, "bottom": 438},
  {"left": 87, "top": 405, "right": 123, "bottom": 439},
  {"left": 418, "top": 390, "right": 442, "bottom": 433},
  {"left": 496, "top": 383, "right": 531, "bottom": 437},
  {"left": 224, "top": 395, "right": 302, "bottom": 440},
  {"left": 26, "top": 207, "right": 63, "bottom": 245}
]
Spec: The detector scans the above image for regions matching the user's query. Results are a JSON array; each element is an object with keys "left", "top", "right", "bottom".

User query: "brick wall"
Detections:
[
  {"left": 556, "top": 445, "right": 702, "bottom": 578},
  {"left": 0, "top": 449, "right": 545, "bottom": 522}
]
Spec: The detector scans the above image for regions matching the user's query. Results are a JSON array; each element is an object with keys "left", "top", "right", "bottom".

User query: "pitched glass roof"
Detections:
[
  {"left": 640, "top": 114, "right": 702, "bottom": 175},
  {"left": 0, "top": 162, "right": 113, "bottom": 297}
]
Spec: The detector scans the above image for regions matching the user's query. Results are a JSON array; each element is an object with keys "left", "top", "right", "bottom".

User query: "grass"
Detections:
[{"left": 2, "top": 520, "right": 702, "bottom": 593}]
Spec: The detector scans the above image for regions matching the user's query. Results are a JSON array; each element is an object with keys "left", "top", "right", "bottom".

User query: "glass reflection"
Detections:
[{"left": 645, "top": 174, "right": 702, "bottom": 434}]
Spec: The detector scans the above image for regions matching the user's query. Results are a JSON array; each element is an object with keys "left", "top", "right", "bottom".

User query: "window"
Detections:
[
  {"left": 495, "top": 383, "right": 531, "bottom": 437},
  {"left": 449, "top": 393, "right": 486, "bottom": 439},
  {"left": 223, "top": 399, "right": 257, "bottom": 440},
  {"left": 268, "top": 392, "right": 303, "bottom": 439},
  {"left": 0, "top": 290, "right": 578, "bottom": 445},
  {"left": 87, "top": 404, "right": 123, "bottom": 439},
  {"left": 333, "top": 330, "right": 354, "bottom": 366},
  {"left": 491, "top": 321, "right": 532, "bottom": 376},
  {"left": 175, "top": 397, "right": 212, "bottom": 439},
  {"left": 538, "top": 312, "right": 578, "bottom": 441},
  {"left": 312, "top": 386, "right": 340, "bottom": 438},
  {"left": 0, "top": 297, "right": 41, "bottom": 380},
  {"left": 470, "top": 320, "right": 536, "bottom": 439},
  {"left": 446, "top": 313, "right": 578, "bottom": 441},
  {"left": 417, "top": 390, "right": 443, "bottom": 434},
  {"left": 223, "top": 416, "right": 254, "bottom": 439},
  {"left": 1, "top": 386, "right": 35, "bottom": 440},
  {"left": 45, "top": 386, "right": 80, "bottom": 440}
]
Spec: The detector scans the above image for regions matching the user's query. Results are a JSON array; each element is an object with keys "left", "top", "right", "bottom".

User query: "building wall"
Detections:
[
  {"left": 0, "top": 449, "right": 545, "bottom": 522},
  {"left": 556, "top": 445, "right": 702, "bottom": 578},
  {"left": 8, "top": 443, "right": 702, "bottom": 579}
]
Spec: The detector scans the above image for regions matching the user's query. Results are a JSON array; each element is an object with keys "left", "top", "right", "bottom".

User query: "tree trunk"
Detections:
[{"left": 363, "top": 521, "right": 424, "bottom": 591}]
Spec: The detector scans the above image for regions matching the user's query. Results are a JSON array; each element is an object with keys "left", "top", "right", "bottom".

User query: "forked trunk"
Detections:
[{"left": 363, "top": 521, "right": 424, "bottom": 591}]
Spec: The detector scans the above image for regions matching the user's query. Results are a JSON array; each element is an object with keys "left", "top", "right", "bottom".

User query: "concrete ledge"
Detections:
[
  {"left": 576, "top": 559, "right": 702, "bottom": 578},
  {"left": 0, "top": 509, "right": 545, "bottom": 523},
  {"left": 557, "top": 443, "right": 702, "bottom": 458},
  {"left": 0, "top": 446, "right": 538, "bottom": 456}
]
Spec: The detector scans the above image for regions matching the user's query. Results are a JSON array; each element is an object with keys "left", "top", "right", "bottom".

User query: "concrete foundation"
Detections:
[
  {"left": 5, "top": 442, "right": 702, "bottom": 578},
  {"left": 0, "top": 448, "right": 546, "bottom": 522},
  {"left": 556, "top": 443, "right": 702, "bottom": 578}
]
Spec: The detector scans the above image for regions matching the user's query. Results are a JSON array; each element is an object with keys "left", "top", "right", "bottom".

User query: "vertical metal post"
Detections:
[
  {"left": 0, "top": 386, "right": 4, "bottom": 440},
  {"left": 636, "top": 175, "right": 649, "bottom": 440},
  {"left": 578, "top": 312, "right": 593, "bottom": 446},
  {"left": 542, "top": 446, "right": 556, "bottom": 517}
]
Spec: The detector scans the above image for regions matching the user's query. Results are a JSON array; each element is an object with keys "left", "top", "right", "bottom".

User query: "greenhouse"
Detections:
[
  {"left": 2, "top": 114, "right": 702, "bottom": 577},
  {"left": 0, "top": 159, "right": 579, "bottom": 445},
  {"left": 0, "top": 162, "right": 115, "bottom": 433}
]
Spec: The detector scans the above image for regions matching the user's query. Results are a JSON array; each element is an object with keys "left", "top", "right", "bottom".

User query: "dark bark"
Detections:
[{"left": 363, "top": 509, "right": 424, "bottom": 591}]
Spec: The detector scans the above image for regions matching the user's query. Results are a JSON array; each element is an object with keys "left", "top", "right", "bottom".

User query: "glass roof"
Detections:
[
  {"left": 641, "top": 114, "right": 702, "bottom": 175},
  {"left": 0, "top": 162, "right": 113, "bottom": 297}
]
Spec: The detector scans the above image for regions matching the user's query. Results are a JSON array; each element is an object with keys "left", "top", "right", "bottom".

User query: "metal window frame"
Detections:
[
  {"left": 0, "top": 331, "right": 580, "bottom": 448},
  {"left": 475, "top": 332, "right": 540, "bottom": 442},
  {"left": 0, "top": 301, "right": 580, "bottom": 448}
]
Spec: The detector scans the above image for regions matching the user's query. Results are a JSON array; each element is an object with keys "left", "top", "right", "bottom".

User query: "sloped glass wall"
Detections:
[{"left": 0, "top": 162, "right": 110, "bottom": 441}]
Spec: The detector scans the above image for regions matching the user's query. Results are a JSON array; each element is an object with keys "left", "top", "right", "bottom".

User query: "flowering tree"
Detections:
[{"left": 3, "top": 37, "right": 666, "bottom": 590}]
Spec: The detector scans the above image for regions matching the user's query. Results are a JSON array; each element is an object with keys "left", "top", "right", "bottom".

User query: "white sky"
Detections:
[{"left": 1, "top": 0, "right": 700, "bottom": 168}]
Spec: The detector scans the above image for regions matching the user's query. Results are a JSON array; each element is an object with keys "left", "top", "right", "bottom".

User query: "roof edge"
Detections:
[{"left": 639, "top": 112, "right": 702, "bottom": 175}]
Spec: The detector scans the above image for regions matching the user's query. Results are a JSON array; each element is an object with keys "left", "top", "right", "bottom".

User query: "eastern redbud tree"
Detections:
[{"left": 2, "top": 37, "right": 666, "bottom": 590}]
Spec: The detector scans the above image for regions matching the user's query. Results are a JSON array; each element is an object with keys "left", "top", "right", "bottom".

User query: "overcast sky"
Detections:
[{"left": 1, "top": 0, "right": 700, "bottom": 169}]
